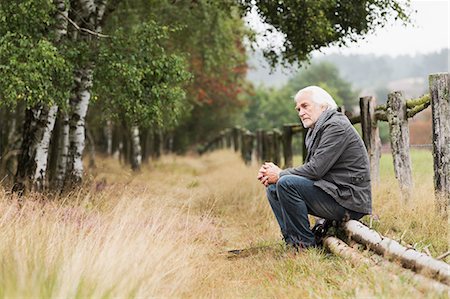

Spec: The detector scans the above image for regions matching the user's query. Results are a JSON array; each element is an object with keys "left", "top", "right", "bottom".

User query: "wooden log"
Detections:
[
  {"left": 429, "top": 73, "right": 450, "bottom": 218},
  {"left": 282, "top": 125, "right": 293, "bottom": 168},
  {"left": 273, "top": 129, "right": 282, "bottom": 166},
  {"left": 375, "top": 110, "right": 388, "bottom": 122},
  {"left": 344, "top": 220, "right": 450, "bottom": 285},
  {"left": 387, "top": 91, "right": 413, "bottom": 200},
  {"left": 324, "top": 236, "right": 450, "bottom": 294},
  {"left": 290, "top": 124, "right": 303, "bottom": 134},
  {"left": 360, "top": 96, "right": 381, "bottom": 184},
  {"left": 406, "top": 94, "right": 431, "bottom": 109},
  {"left": 349, "top": 114, "right": 361, "bottom": 124}
]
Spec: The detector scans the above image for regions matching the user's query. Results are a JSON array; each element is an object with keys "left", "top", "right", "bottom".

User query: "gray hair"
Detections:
[{"left": 294, "top": 86, "right": 338, "bottom": 109}]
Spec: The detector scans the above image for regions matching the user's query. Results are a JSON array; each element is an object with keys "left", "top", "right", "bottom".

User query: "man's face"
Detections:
[{"left": 295, "top": 93, "right": 326, "bottom": 128}]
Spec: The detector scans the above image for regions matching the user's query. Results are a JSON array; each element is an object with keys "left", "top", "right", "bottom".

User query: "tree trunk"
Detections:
[
  {"left": 104, "top": 119, "right": 113, "bottom": 155},
  {"left": 130, "top": 125, "right": 142, "bottom": 171},
  {"left": 64, "top": 0, "right": 107, "bottom": 189},
  {"left": 53, "top": 0, "right": 69, "bottom": 42},
  {"left": 64, "top": 67, "right": 93, "bottom": 189},
  {"left": 85, "top": 124, "right": 96, "bottom": 169},
  {"left": 53, "top": 110, "right": 70, "bottom": 190},
  {"left": 33, "top": 104, "right": 58, "bottom": 191},
  {"left": 13, "top": 105, "right": 56, "bottom": 194}
]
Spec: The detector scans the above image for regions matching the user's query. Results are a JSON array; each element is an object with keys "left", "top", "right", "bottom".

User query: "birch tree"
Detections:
[
  {"left": 0, "top": 0, "right": 73, "bottom": 194},
  {"left": 93, "top": 21, "right": 191, "bottom": 171}
]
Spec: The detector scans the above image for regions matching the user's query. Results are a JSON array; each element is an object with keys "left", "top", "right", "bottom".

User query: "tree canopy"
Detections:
[{"left": 245, "top": 0, "right": 411, "bottom": 66}]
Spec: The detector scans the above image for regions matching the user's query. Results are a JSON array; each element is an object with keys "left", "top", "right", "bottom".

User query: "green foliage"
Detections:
[
  {"left": 243, "top": 86, "right": 298, "bottom": 131},
  {"left": 141, "top": 0, "right": 251, "bottom": 151},
  {"left": 245, "top": 0, "right": 411, "bottom": 66},
  {"left": 0, "top": 0, "right": 55, "bottom": 38},
  {"left": 284, "top": 62, "right": 358, "bottom": 108},
  {"left": 0, "top": 1, "right": 73, "bottom": 110},
  {"left": 243, "top": 62, "right": 358, "bottom": 131},
  {"left": 94, "top": 21, "right": 191, "bottom": 128}
]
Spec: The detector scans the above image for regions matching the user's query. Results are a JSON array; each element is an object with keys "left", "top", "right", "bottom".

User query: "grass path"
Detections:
[{"left": 0, "top": 150, "right": 447, "bottom": 298}]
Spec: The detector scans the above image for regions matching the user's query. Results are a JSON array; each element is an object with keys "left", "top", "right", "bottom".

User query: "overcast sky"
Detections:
[
  {"left": 321, "top": 0, "right": 449, "bottom": 57},
  {"left": 246, "top": 0, "right": 449, "bottom": 57}
]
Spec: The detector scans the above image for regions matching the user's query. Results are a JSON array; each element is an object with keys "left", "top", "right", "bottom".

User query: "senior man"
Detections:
[{"left": 257, "top": 86, "right": 371, "bottom": 249}]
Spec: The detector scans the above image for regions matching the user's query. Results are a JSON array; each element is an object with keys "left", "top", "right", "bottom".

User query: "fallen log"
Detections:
[
  {"left": 324, "top": 236, "right": 450, "bottom": 295},
  {"left": 343, "top": 220, "right": 450, "bottom": 285}
]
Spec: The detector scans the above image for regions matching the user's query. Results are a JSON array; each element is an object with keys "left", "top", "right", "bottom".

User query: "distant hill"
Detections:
[{"left": 247, "top": 48, "right": 449, "bottom": 100}]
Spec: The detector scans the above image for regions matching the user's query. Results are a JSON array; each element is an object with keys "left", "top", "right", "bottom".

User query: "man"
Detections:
[{"left": 257, "top": 86, "right": 371, "bottom": 249}]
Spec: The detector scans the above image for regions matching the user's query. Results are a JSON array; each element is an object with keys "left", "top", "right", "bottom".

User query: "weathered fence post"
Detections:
[
  {"left": 225, "top": 129, "right": 232, "bottom": 149},
  {"left": 273, "top": 129, "right": 282, "bottom": 166},
  {"left": 232, "top": 126, "right": 241, "bottom": 152},
  {"left": 241, "top": 130, "right": 254, "bottom": 165},
  {"left": 219, "top": 131, "right": 226, "bottom": 149},
  {"left": 283, "top": 125, "right": 293, "bottom": 168},
  {"left": 387, "top": 91, "right": 413, "bottom": 199},
  {"left": 429, "top": 73, "right": 450, "bottom": 217},
  {"left": 255, "top": 129, "right": 263, "bottom": 162},
  {"left": 302, "top": 127, "right": 308, "bottom": 163},
  {"left": 360, "top": 96, "right": 381, "bottom": 184},
  {"left": 263, "top": 131, "right": 274, "bottom": 162}
]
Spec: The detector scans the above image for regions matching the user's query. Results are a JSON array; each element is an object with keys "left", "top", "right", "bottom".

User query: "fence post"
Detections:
[
  {"left": 263, "top": 131, "right": 274, "bottom": 162},
  {"left": 225, "top": 129, "right": 232, "bottom": 148},
  {"left": 429, "top": 73, "right": 450, "bottom": 217},
  {"left": 283, "top": 125, "right": 293, "bottom": 168},
  {"left": 387, "top": 91, "right": 413, "bottom": 199},
  {"left": 232, "top": 126, "right": 241, "bottom": 152},
  {"left": 255, "top": 129, "right": 263, "bottom": 162},
  {"left": 241, "top": 130, "right": 254, "bottom": 165},
  {"left": 360, "top": 96, "right": 381, "bottom": 184},
  {"left": 273, "top": 129, "right": 282, "bottom": 166},
  {"left": 302, "top": 127, "right": 308, "bottom": 163}
]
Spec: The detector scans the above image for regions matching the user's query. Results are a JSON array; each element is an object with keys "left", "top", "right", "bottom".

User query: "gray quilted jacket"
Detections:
[{"left": 279, "top": 109, "right": 372, "bottom": 214}]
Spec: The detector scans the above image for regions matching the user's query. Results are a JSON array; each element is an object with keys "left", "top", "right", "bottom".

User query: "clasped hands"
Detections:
[{"left": 257, "top": 162, "right": 282, "bottom": 187}]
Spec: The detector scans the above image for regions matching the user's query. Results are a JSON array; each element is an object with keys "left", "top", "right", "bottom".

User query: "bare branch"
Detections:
[{"left": 59, "top": 11, "right": 110, "bottom": 38}]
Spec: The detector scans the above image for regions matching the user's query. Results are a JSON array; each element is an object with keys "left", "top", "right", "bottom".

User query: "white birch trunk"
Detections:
[
  {"left": 130, "top": 125, "right": 142, "bottom": 171},
  {"left": 14, "top": 105, "right": 55, "bottom": 194},
  {"left": 65, "top": 68, "right": 92, "bottom": 186},
  {"left": 64, "top": 0, "right": 107, "bottom": 188},
  {"left": 32, "top": 104, "right": 58, "bottom": 191},
  {"left": 95, "top": 0, "right": 107, "bottom": 32},
  {"left": 105, "top": 119, "right": 112, "bottom": 155},
  {"left": 53, "top": 0, "right": 69, "bottom": 42},
  {"left": 344, "top": 220, "right": 450, "bottom": 285},
  {"left": 55, "top": 110, "right": 70, "bottom": 189}
]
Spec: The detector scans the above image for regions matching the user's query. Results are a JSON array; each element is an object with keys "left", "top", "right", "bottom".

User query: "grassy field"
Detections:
[{"left": 0, "top": 150, "right": 448, "bottom": 298}]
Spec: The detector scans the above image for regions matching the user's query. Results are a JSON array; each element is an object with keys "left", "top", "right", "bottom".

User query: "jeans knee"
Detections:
[
  {"left": 266, "top": 184, "right": 277, "bottom": 201},
  {"left": 277, "top": 175, "right": 309, "bottom": 190}
]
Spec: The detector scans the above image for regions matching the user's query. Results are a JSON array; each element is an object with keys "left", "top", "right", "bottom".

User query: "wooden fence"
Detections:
[{"left": 200, "top": 73, "right": 449, "bottom": 217}]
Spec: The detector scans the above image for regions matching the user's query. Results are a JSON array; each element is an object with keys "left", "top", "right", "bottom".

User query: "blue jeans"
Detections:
[{"left": 266, "top": 175, "right": 364, "bottom": 247}]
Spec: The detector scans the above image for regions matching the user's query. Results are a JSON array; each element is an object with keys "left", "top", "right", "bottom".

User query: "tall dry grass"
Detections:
[{"left": 0, "top": 149, "right": 447, "bottom": 298}]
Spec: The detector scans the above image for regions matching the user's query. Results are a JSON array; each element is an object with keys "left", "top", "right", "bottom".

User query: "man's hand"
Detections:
[{"left": 257, "top": 162, "right": 282, "bottom": 187}]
